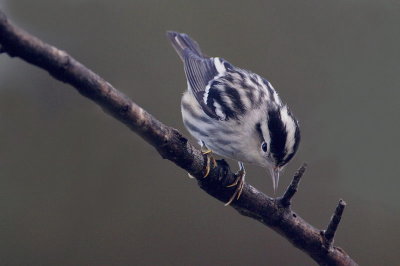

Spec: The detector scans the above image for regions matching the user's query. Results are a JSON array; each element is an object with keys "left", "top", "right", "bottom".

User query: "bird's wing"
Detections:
[
  {"left": 167, "top": 31, "right": 244, "bottom": 120},
  {"left": 183, "top": 50, "right": 252, "bottom": 121},
  {"left": 183, "top": 51, "right": 226, "bottom": 119}
]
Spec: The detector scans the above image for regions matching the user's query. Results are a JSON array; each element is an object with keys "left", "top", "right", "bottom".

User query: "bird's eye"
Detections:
[{"left": 261, "top": 142, "right": 268, "bottom": 152}]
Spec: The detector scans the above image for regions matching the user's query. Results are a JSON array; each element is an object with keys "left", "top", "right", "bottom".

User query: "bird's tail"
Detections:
[{"left": 166, "top": 31, "right": 205, "bottom": 61}]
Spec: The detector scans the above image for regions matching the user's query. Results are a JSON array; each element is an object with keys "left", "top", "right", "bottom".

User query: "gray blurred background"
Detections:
[{"left": 0, "top": 0, "right": 399, "bottom": 265}]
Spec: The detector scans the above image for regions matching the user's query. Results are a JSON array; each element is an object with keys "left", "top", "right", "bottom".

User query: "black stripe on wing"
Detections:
[{"left": 183, "top": 50, "right": 221, "bottom": 119}]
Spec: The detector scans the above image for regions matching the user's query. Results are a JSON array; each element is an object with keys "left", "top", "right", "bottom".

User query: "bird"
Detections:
[{"left": 167, "top": 31, "right": 300, "bottom": 205}]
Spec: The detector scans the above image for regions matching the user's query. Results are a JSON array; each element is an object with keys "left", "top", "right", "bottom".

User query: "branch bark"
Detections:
[{"left": 0, "top": 10, "right": 357, "bottom": 266}]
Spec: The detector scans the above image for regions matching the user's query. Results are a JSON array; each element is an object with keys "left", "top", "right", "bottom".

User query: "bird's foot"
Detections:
[
  {"left": 225, "top": 162, "right": 246, "bottom": 206},
  {"left": 201, "top": 142, "right": 216, "bottom": 178},
  {"left": 188, "top": 141, "right": 217, "bottom": 179},
  {"left": 201, "top": 149, "right": 217, "bottom": 178}
]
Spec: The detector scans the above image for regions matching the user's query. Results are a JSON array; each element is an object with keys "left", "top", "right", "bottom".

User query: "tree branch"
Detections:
[{"left": 0, "top": 10, "right": 357, "bottom": 266}]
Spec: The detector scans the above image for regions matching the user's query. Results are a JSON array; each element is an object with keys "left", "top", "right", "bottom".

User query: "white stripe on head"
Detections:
[
  {"left": 280, "top": 106, "right": 297, "bottom": 159},
  {"left": 260, "top": 118, "right": 271, "bottom": 146}
]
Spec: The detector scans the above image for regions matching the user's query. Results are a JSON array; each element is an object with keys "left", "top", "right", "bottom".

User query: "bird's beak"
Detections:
[{"left": 270, "top": 167, "right": 280, "bottom": 194}]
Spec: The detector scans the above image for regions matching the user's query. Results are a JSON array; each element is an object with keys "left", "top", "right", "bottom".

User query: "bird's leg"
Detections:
[
  {"left": 225, "top": 162, "right": 246, "bottom": 206},
  {"left": 200, "top": 140, "right": 211, "bottom": 154},
  {"left": 188, "top": 141, "right": 216, "bottom": 179}
]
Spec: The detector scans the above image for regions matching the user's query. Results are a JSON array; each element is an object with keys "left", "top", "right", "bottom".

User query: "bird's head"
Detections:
[{"left": 254, "top": 104, "right": 300, "bottom": 193}]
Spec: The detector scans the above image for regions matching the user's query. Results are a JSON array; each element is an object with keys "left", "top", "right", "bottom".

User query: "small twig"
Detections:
[
  {"left": 323, "top": 199, "right": 347, "bottom": 248},
  {"left": 279, "top": 163, "right": 307, "bottom": 207}
]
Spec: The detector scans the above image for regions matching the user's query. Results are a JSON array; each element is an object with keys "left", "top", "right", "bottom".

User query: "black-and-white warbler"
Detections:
[{"left": 167, "top": 31, "right": 300, "bottom": 205}]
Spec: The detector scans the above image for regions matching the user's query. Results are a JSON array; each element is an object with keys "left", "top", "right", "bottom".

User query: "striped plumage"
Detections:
[{"left": 167, "top": 31, "right": 300, "bottom": 200}]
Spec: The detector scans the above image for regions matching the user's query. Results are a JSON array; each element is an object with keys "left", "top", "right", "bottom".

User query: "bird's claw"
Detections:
[
  {"left": 202, "top": 148, "right": 217, "bottom": 178},
  {"left": 187, "top": 143, "right": 217, "bottom": 179},
  {"left": 225, "top": 162, "right": 246, "bottom": 206},
  {"left": 201, "top": 142, "right": 216, "bottom": 178}
]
